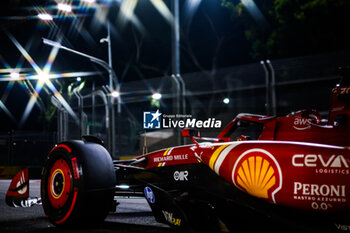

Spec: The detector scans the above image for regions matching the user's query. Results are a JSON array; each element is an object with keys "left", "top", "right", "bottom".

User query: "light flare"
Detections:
[
  {"left": 0, "top": 71, "right": 100, "bottom": 82},
  {"left": 82, "top": 0, "right": 95, "bottom": 3},
  {"left": 19, "top": 80, "right": 45, "bottom": 128},
  {"left": 37, "top": 71, "right": 50, "bottom": 83},
  {"left": 241, "top": 0, "right": 269, "bottom": 28},
  {"left": 119, "top": 0, "right": 138, "bottom": 20},
  {"left": 184, "top": 0, "right": 202, "bottom": 20},
  {"left": 150, "top": 0, "right": 174, "bottom": 25},
  {"left": 0, "top": 55, "right": 37, "bottom": 107},
  {"left": 0, "top": 100, "right": 17, "bottom": 123},
  {"left": 7, "top": 33, "right": 42, "bottom": 75},
  {"left": 38, "top": 13, "right": 53, "bottom": 21},
  {"left": 10, "top": 72, "right": 20, "bottom": 79},
  {"left": 45, "top": 80, "right": 79, "bottom": 123},
  {"left": 152, "top": 92, "right": 162, "bottom": 100},
  {"left": 57, "top": 3, "right": 73, "bottom": 13},
  {"left": 111, "top": 90, "right": 120, "bottom": 98},
  {"left": 6, "top": 32, "right": 79, "bottom": 128},
  {"left": 117, "top": 0, "right": 145, "bottom": 33},
  {"left": 43, "top": 39, "right": 61, "bottom": 74}
]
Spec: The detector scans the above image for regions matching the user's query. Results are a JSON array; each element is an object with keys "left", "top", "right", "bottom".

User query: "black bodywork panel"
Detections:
[{"left": 114, "top": 162, "right": 343, "bottom": 232}]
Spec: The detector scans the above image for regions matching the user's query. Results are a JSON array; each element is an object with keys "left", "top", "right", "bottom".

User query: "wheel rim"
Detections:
[{"left": 48, "top": 159, "right": 72, "bottom": 209}]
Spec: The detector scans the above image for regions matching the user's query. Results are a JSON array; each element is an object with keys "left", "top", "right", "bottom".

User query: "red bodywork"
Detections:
[
  {"left": 6, "top": 168, "right": 29, "bottom": 202},
  {"left": 135, "top": 81, "right": 350, "bottom": 221}
]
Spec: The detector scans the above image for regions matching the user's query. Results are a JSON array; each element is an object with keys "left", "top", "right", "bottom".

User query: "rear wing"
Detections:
[{"left": 328, "top": 67, "right": 350, "bottom": 126}]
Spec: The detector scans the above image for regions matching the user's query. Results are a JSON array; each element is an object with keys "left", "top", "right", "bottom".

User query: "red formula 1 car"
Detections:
[{"left": 6, "top": 75, "right": 350, "bottom": 232}]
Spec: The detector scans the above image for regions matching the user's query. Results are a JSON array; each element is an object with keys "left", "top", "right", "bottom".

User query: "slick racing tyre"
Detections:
[{"left": 41, "top": 140, "right": 116, "bottom": 227}]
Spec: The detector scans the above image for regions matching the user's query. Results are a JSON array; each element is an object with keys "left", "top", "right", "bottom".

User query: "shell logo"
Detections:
[{"left": 232, "top": 149, "right": 282, "bottom": 203}]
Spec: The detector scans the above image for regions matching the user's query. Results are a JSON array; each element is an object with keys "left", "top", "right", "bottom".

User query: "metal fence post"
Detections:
[
  {"left": 170, "top": 75, "right": 181, "bottom": 145},
  {"left": 260, "top": 60, "right": 270, "bottom": 115},
  {"left": 266, "top": 60, "right": 277, "bottom": 116},
  {"left": 74, "top": 90, "right": 84, "bottom": 138}
]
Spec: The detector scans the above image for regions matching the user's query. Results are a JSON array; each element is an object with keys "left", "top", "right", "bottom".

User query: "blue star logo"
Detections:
[{"left": 143, "top": 110, "right": 161, "bottom": 129}]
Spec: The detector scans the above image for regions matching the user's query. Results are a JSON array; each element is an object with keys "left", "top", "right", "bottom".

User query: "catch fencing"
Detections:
[{"left": 57, "top": 50, "right": 350, "bottom": 158}]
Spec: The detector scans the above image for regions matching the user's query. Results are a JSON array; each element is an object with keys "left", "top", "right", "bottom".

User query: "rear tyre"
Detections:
[{"left": 41, "top": 141, "right": 116, "bottom": 227}]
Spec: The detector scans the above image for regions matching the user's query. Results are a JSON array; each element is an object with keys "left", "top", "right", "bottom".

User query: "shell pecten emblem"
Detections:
[
  {"left": 232, "top": 149, "right": 282, "bottom": 203},
  {"left": 236, "top": 156, "right": 275, "bottom": 198}
]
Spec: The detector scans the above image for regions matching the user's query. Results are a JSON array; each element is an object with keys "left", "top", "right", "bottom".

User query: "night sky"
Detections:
[
  {"left": 0, "top": 0, "right": 349, "bottom": 132},
  {"left": 0, "top": 1, "right": 248, "bottom": 80},
  {"left": 0, "top": 0, "right": 248, "bottom": 131}
]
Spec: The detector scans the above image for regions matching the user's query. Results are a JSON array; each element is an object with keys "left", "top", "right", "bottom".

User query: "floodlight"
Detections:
[
  {"left": 111, "top": 90, "right": 120, "bottom": 98},
  {"left": 57, "top": 3, "right": 72, "bottom": 12},
  {"left": 223, "top": 98, "right": 230, "bottom": 104},
  {"left": 37, "top": 72, "right": 50, "bottom": 82},
  {"left": 38, "top": 13, "right": 53, "bottom": 21},
  {"left": 10, "top": 72, "right": 20, "bottom": 79},
  {"left": 152, "top": 93, "right": 162, "bottom": 100},
  {"left": 82, "top": 0, "right": 96, "bottom": 3}
]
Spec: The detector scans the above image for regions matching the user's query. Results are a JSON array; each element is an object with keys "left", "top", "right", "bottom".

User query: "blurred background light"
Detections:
[
  {"left": 10, "top": 72, "right": 20, "bottom": 79},
  {"left": 223, "top": 97, "right": 230, "bottom": 104},
  {"left": 37, "top": 71, "right": 50, "bottom": 82},
  {"left": 57, "top": 3, "right": 73, "bottom": 13},
  {"left": 111, "top": 90, "right": 120, "bottom": 98},
  {"left": 37, "top": 13, "right": 53, "bottom": 21},
  {"left": 152, "top": 92, "right": 162, "bottom": 100}
]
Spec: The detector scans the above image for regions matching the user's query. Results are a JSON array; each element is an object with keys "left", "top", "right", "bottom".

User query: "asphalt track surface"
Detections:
[
  {"left": 0, "top": 180, "right": 177, "bottom": 233},
  {"left": 0, "top": 180, "right": 342, "bottom": 233}
]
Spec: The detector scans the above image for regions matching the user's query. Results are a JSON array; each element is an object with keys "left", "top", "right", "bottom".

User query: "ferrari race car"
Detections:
[{"left": 5, "top": 74, "right": 350, "bottom": 233}]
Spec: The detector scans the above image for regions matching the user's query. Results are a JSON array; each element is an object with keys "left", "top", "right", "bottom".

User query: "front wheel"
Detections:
[{"left": 41, "top": 141, "right": 116, "bottom": 227}]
